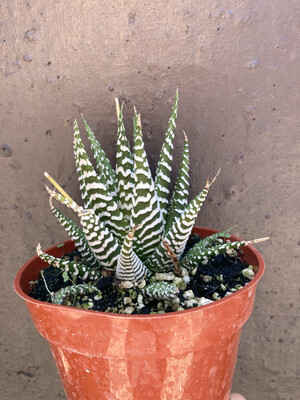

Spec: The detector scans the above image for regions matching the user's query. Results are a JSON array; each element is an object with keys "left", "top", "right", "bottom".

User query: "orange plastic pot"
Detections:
[{"left": 14, "top": 227, "right": 265, "bottom": 400}]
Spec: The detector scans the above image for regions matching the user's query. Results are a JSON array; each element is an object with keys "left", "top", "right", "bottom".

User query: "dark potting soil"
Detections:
[{"left": 29, "top": 235, "right": 252, "bottom": 314}]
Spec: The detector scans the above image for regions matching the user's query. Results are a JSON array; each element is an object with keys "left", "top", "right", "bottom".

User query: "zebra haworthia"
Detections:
[{"left": 38, "top": 93, "right": 268, "bottom": 306}]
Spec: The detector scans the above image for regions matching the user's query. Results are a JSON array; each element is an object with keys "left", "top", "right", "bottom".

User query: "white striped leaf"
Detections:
[
  {"left": 82, "top": 116, "right": 118, "bottom": 200},
  {"left": 79, "top": 209, "right": 121, "bottom": 270},
  {"left": 51, "top": 206, "right": 100, "bottom": 267},
  {"left": 116, "top": 225, "right": 148, "bottom": 282},
  {"left": 73, "top": 120, "right": 127, "bottom": 242},
  {"left": 47, "top": 189, "right": 121, "bottom": 270},
  {"left": 37, "top": 244, "right": 99, "bottom": 281},
  {"left": 115, "top": 103, "right": 135, "bottom": 221},
  {"left": 154, "top": 89, "right": 179, "bottom": 225},
  {"left": 131, "top": 112, "right": 164, "bottom": 260},
  {"left": 142, "top": 282, "right": 179, "bottom": 300},
  {"left": 145, "top": 181, "right": 211, "bottom": 272},
  {"left": 188, "top": 228, "right": 233, "bottom": 254},
  {"left": 164, "top": 131, "right": 189, "bottom": 233},
  {"left": 180, "top": 238, "right": 262, "bottom": 267},
  {"left": 53, "top": 284, "right": 99, "bottom": 305}
]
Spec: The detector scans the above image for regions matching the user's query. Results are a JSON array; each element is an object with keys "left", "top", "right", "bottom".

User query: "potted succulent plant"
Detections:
[{"left": 15, "top": 91, "right": 268, "bottom": 400}]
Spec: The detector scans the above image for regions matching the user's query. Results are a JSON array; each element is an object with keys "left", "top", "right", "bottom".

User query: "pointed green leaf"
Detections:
[
  {"left": 37, "top": 244, "right": 99, "bottom": 281},
  {"left": 145, "top": 180, "right": 212, "bottom": 271},
  {"left": 73, "top": 120, "right": 127, "bottom": 242},
  {"left": 165, "top": 131, "right": 189, "bottom": 233},
  {"left": 142, "top": 282, "right": 179, "bottom": 300},
  {"left": 115, "top": 103, "right": 135, "bottom": 220},
  {"left": 191, "top": 227, "right": 234, "bottom": 253},
  {"left": 48, "top": 188, "right": 121, "bottom": 270},
  {"left": 79, "top": 209, "right": 121, "bottom": 270},
  {"left": 180, "top": 239, "right": 253, "bottom": 267},
  {"left": 51, "top": 205, "right": 100, "bottom": 267},
  {"left": 82, "top": 116, "right": 118, "bottom": 199},
  {"left": 116, "top": 225, "right": 148, "bottom": 282},
  {"left": 155, "top": 89, "right": 179, "bottom": 224},
  {"left": 131, "top": 113, "right": 164, "bottom": 259},
  {"left": 53, "top": 284, "right": 99, "bottom": 305}
]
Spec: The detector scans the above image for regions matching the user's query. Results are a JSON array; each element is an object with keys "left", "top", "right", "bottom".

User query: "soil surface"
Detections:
[{"left": 29, "top": 235, "right": 253, "bottom": 314}]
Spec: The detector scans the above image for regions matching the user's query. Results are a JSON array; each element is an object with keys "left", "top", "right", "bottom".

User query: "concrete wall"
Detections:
[{"left": 1, "top": 1, "right": 299, "bottom": 399}]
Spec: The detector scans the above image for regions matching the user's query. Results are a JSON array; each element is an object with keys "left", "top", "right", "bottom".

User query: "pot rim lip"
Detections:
[{"left": 14, "top": 226, "right": 265, "bottom": 320}]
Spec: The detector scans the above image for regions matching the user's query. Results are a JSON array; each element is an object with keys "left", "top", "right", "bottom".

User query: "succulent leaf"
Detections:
[
  {"left": 50, "top": 205, "right": 100, "bottom": 267},
  {"left": 181, "top": 237, "right": 269, "bottom": 267},
  {"left": 73, "top": 120, "right": 127, "bottom": 242},
  {"left": 115, "top": 101, "right": 135, "bottom": 221},
  {"left": 116, "top": 225, "right": 148, "bottom": 282},
  {"left": 155, "top": 89, "right": 179, "bottom": 224},
  {"left": 164, "top": 131, "right": 189, "bottom": 233},
  {"left": 79, "top": 209, "right": 121, "bottom": 270},
  {"left": 142, "top": 281, "right": 179, "bottom": 300},
  {"left": 82, "top": 116, "right": 118, "bottom": 199},
  {"left": 191, "top": 227, "right": 234, "bottom": 253},
  {"left": 37, "top": 244, "right": 99, "bottom": 281},
  {"left": 131, "top": 112, "right": 164, "bottom": 259},
  {"left": 47, "top": 188, "right": 121, "bottom": 270},
  {"left": 145, "top": 180, "right": 212, "bottom": 272},
  {"left": 53, "top": 284, "right": 100, "bottom": 305}
]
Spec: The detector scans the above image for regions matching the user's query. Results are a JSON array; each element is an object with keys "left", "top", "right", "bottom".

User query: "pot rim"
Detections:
[{"left": 14, "top": 226, "right": 265, "bottom": 320}]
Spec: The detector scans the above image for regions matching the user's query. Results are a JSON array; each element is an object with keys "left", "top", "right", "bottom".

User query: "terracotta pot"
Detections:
[{"left": 14, "top": 227, "right": 265, "bottom": 400}]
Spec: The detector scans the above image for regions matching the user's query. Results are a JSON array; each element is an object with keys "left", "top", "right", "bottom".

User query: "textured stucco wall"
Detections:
[{"left": 1, "top": 1, "right": 299, "bottom": 399}]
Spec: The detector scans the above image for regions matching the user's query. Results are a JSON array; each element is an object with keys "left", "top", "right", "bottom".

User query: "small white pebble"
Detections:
[
  {"left": 197, "top": 297, "right": 213, "bottom": 306},
  {"left": 155, "top": 272, "right": 175, "bottom": 281},
  {"left": 182, "top": 275, "right": 190, "bottom": 284},
  {"left": 191, "top": 267, "right": 198, "bottom": 276},
  {"left": 202, "top": 275, "right": 212, "bottom": 283},
  {"left": 137, "top": 294, "right": 144, "bottom": 304},
  {"left": 212, "top": 292, "right": 221, "bottom": 300},
  {"left": 181, "top": 267, "right": 189, "bottom": 277},
  {"left": 173, "top": 277, "right": 183, "bottom": 285},
  {"left": 184, "top": 299, "right": 198, "bottom": 308},
  {"left": 119, "top": 281, "right": 134, "bottom": 289},
  {"left": 124, "top": 306, "right": 134, "bottom": 314},
  {"left": 173, "top": 277, "right": 187, "bottom": 290},
  {"left": 226, "top": 248, "right": 237, "bottom": 257},
  {"left": 123, "top": 297, "right": 131, "bottom": 305},
  {"left": 137, "top": 279, "right": 146, "bottom": 289},
  {"left": 183, "top": 290, "right": 195, "bottom": 300},
  {"left": 242, "top": 268, "right": 255, "bottom": 280}
]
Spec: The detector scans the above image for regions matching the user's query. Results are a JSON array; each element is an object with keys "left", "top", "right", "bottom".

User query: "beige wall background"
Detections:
[{"left": 1, "top": 1, "right": 299, "bottom": 399}]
